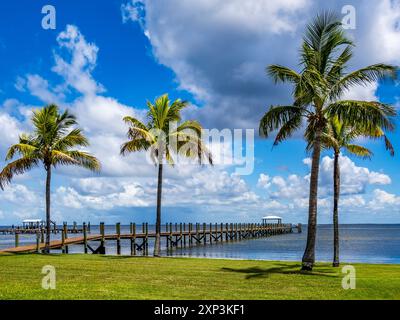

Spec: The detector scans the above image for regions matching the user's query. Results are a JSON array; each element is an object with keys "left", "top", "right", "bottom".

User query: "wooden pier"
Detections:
[{"left": 0, "top": 222, "right": 301, "bottom": 255}]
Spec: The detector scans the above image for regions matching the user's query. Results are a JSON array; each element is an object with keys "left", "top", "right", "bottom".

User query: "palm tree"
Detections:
[
  {"left": 121, "top": 94, "right": 212, "bottom": 256},
  {"left": 259, "top": 12, "right": 397, "bottom": 270},
  {"left": 0, "top": 104, "right": 101, "bottom": 252},
  {"left": 317, "top": 117, "right": 394, "bottom": 267}
]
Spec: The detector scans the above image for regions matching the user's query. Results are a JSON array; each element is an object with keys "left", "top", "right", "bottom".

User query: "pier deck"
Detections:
[{"left": 0, "top": 222, "right": 300, "bottom": 255}]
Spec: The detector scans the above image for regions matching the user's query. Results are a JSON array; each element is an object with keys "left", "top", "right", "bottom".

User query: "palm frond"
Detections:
[
  {"left": 53, "top": 150, "right": 101, "bottom": 171},
  {"left": 259, "top": 105, "right": 305, "bottom": 138},
  {"left": 325, "top": 100, "right": 396, "bottom": 132},
  {"left": 345, "top": 144, "right": 373, "bottom": 159},
  {"left": 6, "top": 143, "right": 39, "bottom": 161},
  {"left": 0, "top": 158, "right": 39, "bottom": 190},
  {"left": 267, "top": 65, "right": 301, "bottom": 84},
  {"left": 329, "top": 64, "right": 397, "bottom": 99},
  {"left": 52, "top": 128, "right": 89, "bottom": 150},
  {"left": 120, "top": 139, "right": 151, "bottom": 155}
]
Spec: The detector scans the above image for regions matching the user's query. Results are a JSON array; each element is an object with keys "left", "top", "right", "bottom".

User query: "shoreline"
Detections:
[{"left": 1, "top": 252, "right": 400, "bottom": 266}]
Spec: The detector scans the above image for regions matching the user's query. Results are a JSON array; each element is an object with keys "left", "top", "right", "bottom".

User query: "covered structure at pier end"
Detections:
[{"left": 262, "top": 216, "right": 282, "bottom": 225}]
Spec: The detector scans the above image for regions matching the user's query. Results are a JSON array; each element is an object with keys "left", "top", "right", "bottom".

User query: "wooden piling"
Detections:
[
  {"left": 100, "top": 222, "right": 105, "bottom": 250},
  {"left": 169, "top": 222, "right": 173, "bottom": 250},
  {"left": 116, "top": 222, "right": 121, "bottom": 255},
  {"left": 195, "top": 223, "right": 199, "bottom": 244},
  {"left": 61, "top": 226, "right": 65, "bottom": 253},
  {"left": 131, "top": 223, "right": 136, "bottom": 256},
  {"left": 179, "top": 223, "right": 183, "bottom": 248},
  {"left": 36, "top": 232, "right": 40, "bottom": 253},
  {"left": 15, "top": 233, "right": 19, "bottom": 247},
  {"left": 145, "top": 223, "right": 149, "bottom": 256},
  {"left": 142, "top": 223, "right": 146, "bottom": 256},
  {"left": 183, "top": 223, "right": 186, "bottom": 247},
  {"left": 73, "top": 221, "right": 77, "bottom": 233},
  {"left": 174, "top": 223, "right": 178, "bottom": 247},
  {"left": 188, "top": 223, "right": 192, "bottom": 247},
  {"left": 83, "top": 222, "right": 88, "bottom": 254},
  {"left": 63, "top": 223, "right": 69, "bottom": 253}
]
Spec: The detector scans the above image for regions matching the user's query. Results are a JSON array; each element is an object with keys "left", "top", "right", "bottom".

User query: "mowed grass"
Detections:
[{"left": 0, "top": 254, "right": 399, "bottom": 300}]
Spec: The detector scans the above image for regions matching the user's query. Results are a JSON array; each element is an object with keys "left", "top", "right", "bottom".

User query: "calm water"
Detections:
[{"left": 1, "top": 224, "right": 399, "bottom": 264}]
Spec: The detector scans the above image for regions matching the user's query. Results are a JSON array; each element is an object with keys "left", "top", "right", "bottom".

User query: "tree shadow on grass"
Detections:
[
  {"left": 221, "top": 263, "right": 338, "bottom": 279},
  {"left": 99, "top": 255, "right": 155, "bottom": 260}
]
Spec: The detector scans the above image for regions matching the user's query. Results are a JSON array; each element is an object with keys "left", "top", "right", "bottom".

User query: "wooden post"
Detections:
[
  {"left": 100, "top": 222, "right": 105, "bottom": 252},
  {"left": 132, "top": 223, "right": 136, "bottom": 255},
  {"left": 83, "top": 222, "right": 88, "bottom": 254},
  {"left": 183, "top": 223, "right": 186, "bottom": 247},
  {"left": 209, "top": 223, "right": 213, "bottom": 244},
  {"left": 220, "top": 223, "right": 223, "bottom": 243},
  {"left": 63, "top": 223, "right": 69, "bottom": 253},
  {"left": 195, "top": 223, "right": 199, "bottom": 245},
  {"left": 141, "top": 223, "right": 146, "bottom": 256},
  {"left": 73, "top": 221, "right": 77, "bottom": 233},
  {"left": 235, "top": 223, "right": 238, "bottom": 240},
  {"left": 116, "top": 222, "right": 121, "bottom": 255},
  {"left": 174, "top": 223, "right": 178, "bottom": 246},
  {"left": 41, "top": 228, "right": 44, "bottom": 244},
  {"left": 166, "top": 223, "right": 169, "bottom": 250},
  {"left": 61, "top": 226, "right": 65, "bottom": 254},
  {"left": 169, "top": 222, "right": 173, "bottom": 250},
  {"left": 189, "top": 223, "right": 192, "bottom": 247},
  {"left": 88, "top": 222, "right": 91, "bottom": 233},
  {"left": 225, "top": 223, "right": 229, "bottom": 241},
  {"left": 179, "top": 223, "right": 183, "bottom": 248},
  {"left": 36, "top": 232, "right": 40, "bottom": 253},
  {"left": 145, "top": 223, "right": 149, "bottom": 256},
  {"left": 15, "top": 232, "right": 19, "bottom": 247},
  {"left": 202, "top": 223, "right": 206, "bottom": 244}
]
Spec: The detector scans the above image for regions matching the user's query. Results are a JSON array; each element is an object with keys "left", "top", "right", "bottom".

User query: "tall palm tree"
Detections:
[
  {"left": 259, "top": 12, "right": 397, "bottom": 270},
  {"left": 121, "top": 94, "right": 212, "bottom": 256},
  {"left": 0, "top": 104, "right": 101, "bottom": 252},
  {"left": 316, "top": 117, "right": 395, "bottom": 267}
]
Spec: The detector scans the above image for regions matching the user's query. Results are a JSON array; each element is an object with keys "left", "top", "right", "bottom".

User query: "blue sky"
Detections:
[{"left": 0, "top": 0, "right": 400, "bottom": 225}]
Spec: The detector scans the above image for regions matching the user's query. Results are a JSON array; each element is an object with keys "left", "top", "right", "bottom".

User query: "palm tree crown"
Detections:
[
  {"left": 318, "top": 117, "right": 394, "bottom": 159},
  {"left": 121, "top": 94, "right": 212, "bottom": 166},
  {"left": 260, "top": 12, "right": 397, "bottom": 145},
  {"left": 0, "top": 104, "right": 100, "bottom": 189}
]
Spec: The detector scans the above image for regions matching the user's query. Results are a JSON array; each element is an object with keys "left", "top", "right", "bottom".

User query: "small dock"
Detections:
[
  {"left": 0, "top": 221, "right": 89, "bottom": 235},
  {"left": 0, "top": 222, "right": 301, "bottom": 255}
]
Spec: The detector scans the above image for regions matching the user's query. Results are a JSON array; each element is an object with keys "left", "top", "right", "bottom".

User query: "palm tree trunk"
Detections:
[
  {"left": 153, "top": 163, "right": 163, "bottom": 257},
  {"left": 45, "top": 165, "right": 52, "bottom": 253},
  {"left": 333, "top": 150, "right": 340, "bottom": 267},
  {"left": 301, "top": 128, "right": 322, "bottom": 271}
]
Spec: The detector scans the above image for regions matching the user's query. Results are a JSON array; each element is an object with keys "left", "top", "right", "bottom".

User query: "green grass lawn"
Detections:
[{"left": 0, "top": 254, "right": 399, "bottom": 300}]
